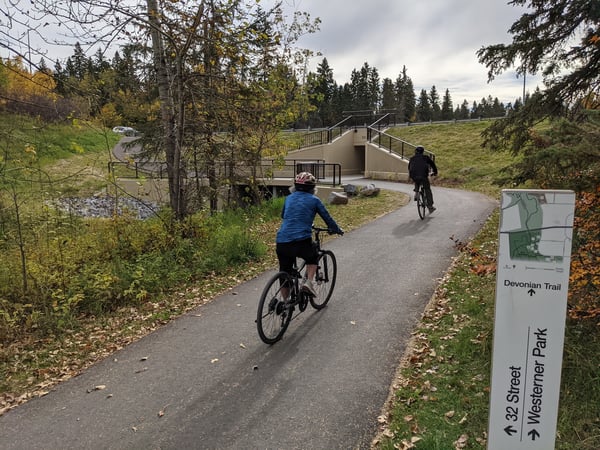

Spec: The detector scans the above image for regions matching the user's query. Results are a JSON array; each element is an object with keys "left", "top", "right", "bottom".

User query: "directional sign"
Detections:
[{"left": 487, "top": 190, "right": 575, "bottom": 450}]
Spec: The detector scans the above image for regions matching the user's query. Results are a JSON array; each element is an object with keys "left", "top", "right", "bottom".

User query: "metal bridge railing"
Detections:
[{"left": 367, "top": 125, "right": 436, "bottom": 162}]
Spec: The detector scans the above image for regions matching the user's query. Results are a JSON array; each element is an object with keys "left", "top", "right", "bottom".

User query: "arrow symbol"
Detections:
[
  {"left": 504, "top": 425, "right": 517, "bottom": 436},
  {"left": 528, "top": 429, "right": 540, "bottom": 440},
  {"left": 528, "top": 289, "right": 536, "bottom": 296}
]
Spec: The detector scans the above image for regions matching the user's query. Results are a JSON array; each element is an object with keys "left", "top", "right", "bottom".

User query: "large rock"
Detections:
[
  {"left": 328, "top": 191, "right": 349, "bottom": 205},
  {"left": 359, "top": 183, "right": 380, "bottom": 197},
  {"left": 343, "top": 184, "right": 358, "bottom": 197}
]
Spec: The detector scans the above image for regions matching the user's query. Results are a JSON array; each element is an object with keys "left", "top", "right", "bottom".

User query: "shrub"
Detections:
[
  {"left": 0, "top": 199, "right": 278, "bottom": 343},
  {"left": 569, "top": 187, "right": 600, "bottom": 322}
]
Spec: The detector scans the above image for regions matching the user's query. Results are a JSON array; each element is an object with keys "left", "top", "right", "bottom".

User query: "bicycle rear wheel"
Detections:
[
  {"left": 310, "top": 250, "right": 337, "bottom": 310},
  {"left": 417, "top": 188, "right": 426, "bottom": 220},
  {"left": 257, "top": 272, "right": 293, "bottom": 344}
]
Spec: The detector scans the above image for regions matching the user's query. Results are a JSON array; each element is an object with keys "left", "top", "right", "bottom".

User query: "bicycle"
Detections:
[
  {"left": 416, "top": 182, "right": 427, "bottom": 220},
  {"left": 416, "top": 173, "right": 436, "bottom": 220},
  {"left": 256, "top": 226, "right": 340, "bottom": 344}
]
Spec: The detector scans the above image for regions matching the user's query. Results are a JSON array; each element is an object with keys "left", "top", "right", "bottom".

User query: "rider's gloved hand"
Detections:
[{"left": 328, "top": 227, "right": 344, "bottom": 235}]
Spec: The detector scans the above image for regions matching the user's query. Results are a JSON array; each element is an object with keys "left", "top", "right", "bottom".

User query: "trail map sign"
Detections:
[{"left": 487, "top": 189, "right": 575, "bottom": 450}]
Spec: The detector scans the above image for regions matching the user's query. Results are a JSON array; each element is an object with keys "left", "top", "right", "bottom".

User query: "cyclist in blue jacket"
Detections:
[{"left": 276, "top": 172, "right": 343, "bottom": 297}]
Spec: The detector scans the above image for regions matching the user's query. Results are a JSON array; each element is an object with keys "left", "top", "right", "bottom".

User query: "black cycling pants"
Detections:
[
  {"left": 414, "top": 177, "right": 434, "bottom": 208},
  {"left": 276, "top": 238, "right": 318, "bottom": 275}
]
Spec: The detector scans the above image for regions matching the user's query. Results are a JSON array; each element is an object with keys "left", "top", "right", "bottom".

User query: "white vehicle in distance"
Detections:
[{"left": 112, "top": 126, "right": 138, "bottom": 136}]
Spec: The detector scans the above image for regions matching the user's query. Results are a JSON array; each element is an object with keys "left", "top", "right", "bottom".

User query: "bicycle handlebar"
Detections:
[{"left": 312, "top": 226, "right": 344, "bottom": 236}]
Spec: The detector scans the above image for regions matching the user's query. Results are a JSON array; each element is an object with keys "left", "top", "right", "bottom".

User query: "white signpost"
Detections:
[{"left": 487, "top": 189, "right": 576, "bottom": 450}]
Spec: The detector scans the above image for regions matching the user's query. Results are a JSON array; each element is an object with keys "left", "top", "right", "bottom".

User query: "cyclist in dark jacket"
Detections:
[
  {"left": 276, "top": 172, "right": 343, "bottom": 297},
  {"left": 408, "top": 145, "right": 438, "bottom": 212}
]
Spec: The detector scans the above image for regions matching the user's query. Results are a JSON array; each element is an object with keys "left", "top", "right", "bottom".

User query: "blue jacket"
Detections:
[{"left": 276, "top": 191, "right": 341, "bottom": 243}]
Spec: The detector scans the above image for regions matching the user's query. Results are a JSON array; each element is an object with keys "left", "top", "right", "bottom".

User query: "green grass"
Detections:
[
  {"left": 0, "top": 113, "right": 118, "bottom": 163},
  {"left": 0, "top": 113, "right": 120, "bottom": 197},
  {"left": 388, "top": 121, "right": 516, "bottom": 197},
  {"left": 556, "top": 322, "right": 600, "bottom": 449}
]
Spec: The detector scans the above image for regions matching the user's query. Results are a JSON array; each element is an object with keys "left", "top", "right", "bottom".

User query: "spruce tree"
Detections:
[
  {"left": 416, "top": 89, "right": 432, "bottom": 121},
  {"left": 429, "top": 85, "right": 441, "bottom": 121},
  {"left": 477, "top": 0, "right": 600, "bottom": 152},
  {"left": 441, "top": 88, "right": 453, "bottom": 120}
]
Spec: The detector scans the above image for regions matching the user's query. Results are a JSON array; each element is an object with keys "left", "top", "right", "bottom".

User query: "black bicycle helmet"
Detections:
[{"left": 415, "top": 145, "right": 425, "bottom": 154}]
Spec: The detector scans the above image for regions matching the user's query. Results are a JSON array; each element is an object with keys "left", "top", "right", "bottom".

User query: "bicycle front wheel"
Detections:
[
  {"left": 417, "top": 189, "right": 426, "bottom": 220},
  {"left": 310, "top": 250, "right": 337, "bottom": 310},
  {"left": 257, "top": 272, "right": 293, "bottom": 344}
]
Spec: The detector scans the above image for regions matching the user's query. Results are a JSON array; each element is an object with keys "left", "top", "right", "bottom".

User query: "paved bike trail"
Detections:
[{"left": 0, "top": 180, "right": 497, "bottom": 449}]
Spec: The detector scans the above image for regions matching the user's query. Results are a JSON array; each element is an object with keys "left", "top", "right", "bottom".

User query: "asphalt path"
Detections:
[{"left": 0, "top": 179, "right": 497, "bottom": 449}]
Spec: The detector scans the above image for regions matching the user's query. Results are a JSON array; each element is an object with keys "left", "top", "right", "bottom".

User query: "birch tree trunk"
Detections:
[{"left": 146, "top": 0, "right": 185, "bottom": 219}]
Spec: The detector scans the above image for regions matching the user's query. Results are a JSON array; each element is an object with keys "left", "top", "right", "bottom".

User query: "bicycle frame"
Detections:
[
  {"left": 256, "top": 226, "right": 338, "bottom": 344},
  {"left": 287, "top": 228, "right": 327, "bottom": 311}
]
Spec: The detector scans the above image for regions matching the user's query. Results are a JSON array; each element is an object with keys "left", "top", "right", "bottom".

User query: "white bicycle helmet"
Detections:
[{"left": 295, "top": 171, "right": 316, "bottom": 186}]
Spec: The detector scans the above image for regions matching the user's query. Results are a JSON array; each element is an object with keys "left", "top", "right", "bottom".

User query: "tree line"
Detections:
[
  {"left": 305, "top": 59, "right": 513, "bottom": 128},
  {"left": 1, "top": 49, "right": 514, "bottom": 130}
]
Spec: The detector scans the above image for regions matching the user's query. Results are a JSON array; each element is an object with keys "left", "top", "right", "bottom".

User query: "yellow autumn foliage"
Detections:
[{"left": 0, "top": 56, "right": 58, "bottom": 105}]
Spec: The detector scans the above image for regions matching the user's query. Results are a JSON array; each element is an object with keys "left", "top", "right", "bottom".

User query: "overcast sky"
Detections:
[{"left": 278, "top": 0, "right": 541, "bottom": 107}]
